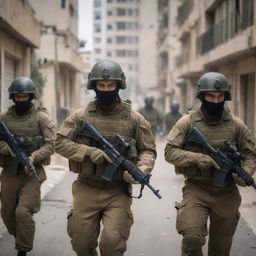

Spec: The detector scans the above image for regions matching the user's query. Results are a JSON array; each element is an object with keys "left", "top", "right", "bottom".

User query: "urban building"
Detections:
[
  {"left": 173, "top": 0, "right": 256, "bottom": 134},
  {"left": 0, "top": 0, "right": 41, "bottom": 112},
  {"left": 31, "top": 0, "right": 83, "bottom": 125},
  {"left": 92, "top": 0, "right": 157, "bottom": 108},
  {"left": 80, "top": 50, "right": 94, "bottom": 106},
  {"left": 157, "top": 0, "right": 180, "bottom": 112}
]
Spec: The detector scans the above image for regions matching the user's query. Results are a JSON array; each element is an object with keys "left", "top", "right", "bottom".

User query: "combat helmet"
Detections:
[
  {"left": 8, "top": 77, "right": 36, "bottom": 99},
  {"left": 87, "top": 60, "right": 126, "bottom": 89},
  {"left": 195, "top": 72, "right": 231, "bottom": 100},
  {"left": 144, "top": 95, "right": 154, "bottom": 105}
]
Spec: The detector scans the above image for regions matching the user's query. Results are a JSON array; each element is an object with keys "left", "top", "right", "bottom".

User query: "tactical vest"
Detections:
[
  {"left": 175, "top": 108, "right": 237, "bottom": 182},
  {"left": 69, "top": 101, "right": 138, "bottom": 181},
  {"left": 0, "top": 106, "right": 49, "bottom": 167}
]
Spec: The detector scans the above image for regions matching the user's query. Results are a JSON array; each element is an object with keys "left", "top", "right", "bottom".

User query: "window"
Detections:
[
  {"left": 94, "top": 37, "right": 101, "bottom": 43},
  {"left": 94, "top": 11, "right": 101, "bottom": 20},
  {"left": 107, "top": 10, "right": 113, "bottom": 16},
  {"left": 107, "top": 38, "right": 112, "bottom": 43},
  {"left": 94, "top": 1, "right": 101, "bottom": 7},
  {"left": 116, "top": 50, "right": 126, "bottom": 57},
  {"left": 116, "top": 36, "right": 126, "bottom": 44},
  {"left": 107, "top": 52, "right": 112, "bottom": 57},
  {"left": 117, "top": 22, "right": 126, "bottom": 30},
  {"left": 94, "top": 24, "right": 101, "bottom": 33},
  {"left": 95, "top": 48, "right": 101, "bottom": 54},
  {"left": 117, "top": 8, "right": 126, "bottom": 16},
  {"left": 107, "top": 24, "right": 113, "bottom": 30},
  {"left": 61, "top": 0, "right": 66, "bottom": 9}
]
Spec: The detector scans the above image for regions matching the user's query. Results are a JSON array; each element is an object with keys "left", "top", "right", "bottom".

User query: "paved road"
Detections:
[{"left": 0, "top": 142, "right": 255, "bottom": 255}]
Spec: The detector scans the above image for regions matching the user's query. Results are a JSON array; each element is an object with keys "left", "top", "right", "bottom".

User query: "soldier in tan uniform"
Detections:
[
  {"left": 138, "top": 95, "right": 162, "bottom": 135},
  {"left": 163, "top": 100, "right": 183, "bottom": 135},
  {"left": 0, "top": 77, "right": 55, "bottom": 256},
  {"left": 164, "top": 72, "right": 256, "bottom": 256},
  {"left": 55, "top": 60, "right": 156, "bottom": 256}
]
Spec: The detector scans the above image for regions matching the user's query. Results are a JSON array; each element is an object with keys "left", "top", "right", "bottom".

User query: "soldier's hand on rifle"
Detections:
[
  {"left": 88, "top": 147, "right": 112, "bottom": 165},
  {"left": 0, "top": 141, "right": 16, "bottom": 157},
  {"left": 197, "top": 154, "right": 220, "bottom": 170},
  {"left": 232, "top": 173, "right": 247, "bottom": 187},
  {"left": 123, "top": 171, "right": 139, "bottom": 184}
]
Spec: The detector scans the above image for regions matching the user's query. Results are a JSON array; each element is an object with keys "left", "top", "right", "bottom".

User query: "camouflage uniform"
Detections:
[
  {"left": 0, "top": 105, "right": 55, "bottom": 252},
  {"left": 164, "top": 72, "right": 256, "bottom": 256},
  {"left": 56, "top": 60, "right": 156, "bottom": 256}
]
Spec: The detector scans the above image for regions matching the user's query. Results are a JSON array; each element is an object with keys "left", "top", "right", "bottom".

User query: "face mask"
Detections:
[
  {"left": 202, "top": 99, "right": 224, "bottom": 116},
  {"left": 95, "top": 89, "right": 119, "bottom": 106},
  {"left": 14, "top": 101, "right": 32, "bottom": 115}
]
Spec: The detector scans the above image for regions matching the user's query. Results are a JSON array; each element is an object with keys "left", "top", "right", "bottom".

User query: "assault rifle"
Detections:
[
  {"left": 186, "top": 127, "right": 256, "bottom": 190},
  {"left": 79, "top": 122, "right": 161, "bottom": 199},
  {"left": 0, "top": 121, "right": 42, "bottom": 183}
]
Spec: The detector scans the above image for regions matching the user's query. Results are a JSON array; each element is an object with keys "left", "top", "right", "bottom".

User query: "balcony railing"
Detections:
[
  {"left": 197, "top": 6, "right": 254, "bottom": 55},
  {"left": 177, "top": 0, "right": 194, "bottom": 26}
]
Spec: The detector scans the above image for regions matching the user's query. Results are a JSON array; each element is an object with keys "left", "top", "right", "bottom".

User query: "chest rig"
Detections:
[
  {"left": 1, "top": 106, "right": 44, "bottom": 155},
  {"left": 73, "top": 101, "right": 138, "bottom": 180},
  {"left": 176, "top": 108, "right": 237, "bottom": 180}
]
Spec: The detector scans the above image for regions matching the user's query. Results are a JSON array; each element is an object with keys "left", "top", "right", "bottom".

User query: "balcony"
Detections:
[
  {"left": 177, "top": 0, "right": 194, "bottom": 26},
  {"left": 0, "top": 0, "right": 40, "bottom": 47}
]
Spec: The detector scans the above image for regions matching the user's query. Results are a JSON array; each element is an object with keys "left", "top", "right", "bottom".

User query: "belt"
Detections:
[{"left": 78, "top": 176, "right": 129, "bottom": 192}]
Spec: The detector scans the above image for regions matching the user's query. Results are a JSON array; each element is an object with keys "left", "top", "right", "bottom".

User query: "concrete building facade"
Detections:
[
  {"left": 172, "top": 0, "right": 256, "bottom": 135},
  {"left": 92, "top": 0, "right": 157, "bottom": 109},
  {"left": 157, "top": 0, "right": 180, "bottom": 112},
  {"left": 31, "top": 0, "right": 83, "bottom": 125},
  {"left": 0, "top": 0, "right": 41, "bottom": 112}
]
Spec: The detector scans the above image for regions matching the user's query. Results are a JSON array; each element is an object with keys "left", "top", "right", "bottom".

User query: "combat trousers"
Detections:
[
  {"left": 0, "top": 167, "right": 44, "bottom": 252},
  {"left": 67, "top": 180, "right": 133, "bottom": 256},
  {"left": 175, "top": 180, "right": 241, "bottom": 256}
]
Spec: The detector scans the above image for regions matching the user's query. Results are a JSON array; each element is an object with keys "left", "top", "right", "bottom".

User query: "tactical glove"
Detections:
[
  {"left": 123, "top": 171, "right": 139, "bottom": 184},
  {"left": 232, "top": 173, "right": 247, "bottom": 187},
  {"left": 197, "top": 154, "right": 220, "bottom": 170},
  {"left": 0, "top": 142, "right": 15, "bottom": 157},
  {"left": 88, "top": 147, "right": 112, "bottom": 165},
  {"left": 123, "top": 165, "right": 149, "bottom": 184}
]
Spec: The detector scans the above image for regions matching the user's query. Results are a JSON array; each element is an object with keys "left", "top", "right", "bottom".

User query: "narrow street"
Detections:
[{"left": 0, "top": 141, "right": 255, "bottom": 255}]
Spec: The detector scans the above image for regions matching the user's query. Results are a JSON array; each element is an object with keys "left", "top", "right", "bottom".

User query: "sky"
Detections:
[{"left": 78, "top": 0, "right": 93, "bottom": 51}]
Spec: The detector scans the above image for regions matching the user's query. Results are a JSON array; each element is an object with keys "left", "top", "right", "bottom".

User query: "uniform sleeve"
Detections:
[
  {"left": 31, "top": 111, "right": 56, "bottom": 163},
  {"left": 55, "top": 109, "right": 92, "bottom": 162},
  {"left": 235, "top": 117, "right": 256, "bottom": 176},
  {"left": 164, "top": 115, "right": 201, "bottom": 167},
  {"left": 134, "top": 114, "right": 156, "bottom": 174}
]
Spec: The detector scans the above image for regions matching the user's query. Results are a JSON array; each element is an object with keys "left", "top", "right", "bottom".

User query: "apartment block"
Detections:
[
  {"left": 31, "top": 0, "right": 83, "bottom": 125},
  {"left": 92, "top": 0, "right": 157, "bottom": 108},
  {"left": 173, "top": 0, "right": 256, "bottom": 134},
  {"left": 0, "top": 0, "right": 41, "bottom": 112},
  {"left": 157, "top": 0, "right": 180, "bottom": 112}
]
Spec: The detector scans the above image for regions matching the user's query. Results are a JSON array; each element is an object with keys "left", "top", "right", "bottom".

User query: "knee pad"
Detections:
[{"left": 183, "top": 233, "right": 204, "bottom": 252}]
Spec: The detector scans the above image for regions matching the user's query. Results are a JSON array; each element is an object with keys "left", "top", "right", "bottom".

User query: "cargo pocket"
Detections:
[{"left": 175, "top": 199, "right": 188, "bottom": 234}]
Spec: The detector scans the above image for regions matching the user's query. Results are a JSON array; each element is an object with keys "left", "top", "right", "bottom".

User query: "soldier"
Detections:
[
  {"left": 55, "top": 60, "right": 156, "bottom": 256},
  {"left": 164, "top": 72, "right": 256, "bottom": 256},
  {"left": 0, "top": 77, "right": 55, "bottom": 256},
  {"left": 163, "top": 100, "right": 183, "bottom": 135},
  {"left": 138, "top": 95, "right": 162, "bottom": 135}
]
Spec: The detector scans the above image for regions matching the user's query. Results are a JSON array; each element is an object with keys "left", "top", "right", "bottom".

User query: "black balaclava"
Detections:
[
  {"left": 95, "top": 89, "right": 119, "bottom": 106},
  {"left": 13, "top": 95, "right": 33, "bottom": 115},
  {"left": 202, "top": 99, "right": 224, "bottom": 116}
]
